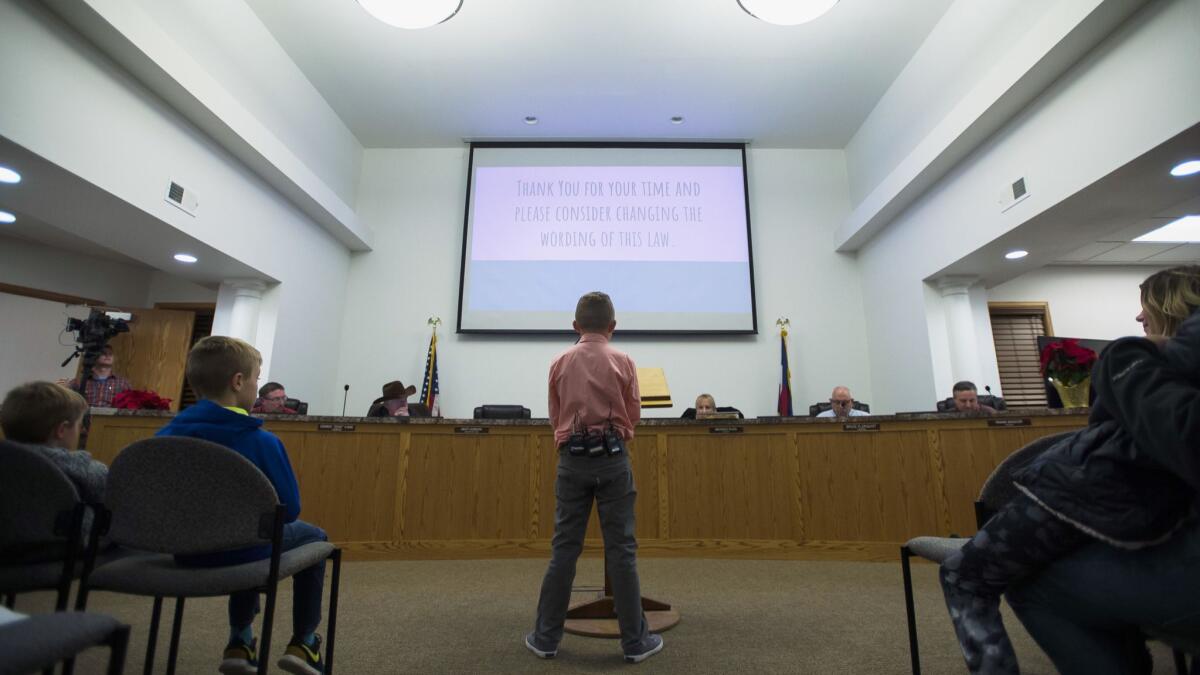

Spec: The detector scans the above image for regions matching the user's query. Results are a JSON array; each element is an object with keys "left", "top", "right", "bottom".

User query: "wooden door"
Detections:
[{"left": 106, "top": 309, "right": 195, "bottom": 412}]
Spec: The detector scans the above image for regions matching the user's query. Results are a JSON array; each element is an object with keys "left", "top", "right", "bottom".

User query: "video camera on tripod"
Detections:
[{"left": 62, "top": 309, "right": 132, "bottom": 396}]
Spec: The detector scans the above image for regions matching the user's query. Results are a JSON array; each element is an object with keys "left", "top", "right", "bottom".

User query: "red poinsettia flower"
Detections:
[
  {"left": 1039, "top": 338, "right": 1098, "bottom": 386},
  {"left": 112, "top": 389, "right": 172, "bottom": 410}
]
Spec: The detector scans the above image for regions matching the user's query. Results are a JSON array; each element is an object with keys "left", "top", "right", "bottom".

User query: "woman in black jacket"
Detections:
[{"left": 940, "top": 265, "right": 1200, "bottom": 674}]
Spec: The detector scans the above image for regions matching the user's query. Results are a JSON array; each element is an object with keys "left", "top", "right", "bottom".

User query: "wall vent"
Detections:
[
  {"left": 165, "top": 181, "right": 199, "bottom": 216},
  {"left": 1000, "top": 176, "right": 1030, "bottom": 213}
]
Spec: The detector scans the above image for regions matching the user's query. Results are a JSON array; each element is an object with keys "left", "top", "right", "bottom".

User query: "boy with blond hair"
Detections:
[
  {"left": 526, "top": 292, "right": 663, "bottom": 664},
  {"left": 157, "top": 336, "right": 327, "bottom": 675},
  {"left": 1, "top": 381, "right": 106, "bottom": 504}
]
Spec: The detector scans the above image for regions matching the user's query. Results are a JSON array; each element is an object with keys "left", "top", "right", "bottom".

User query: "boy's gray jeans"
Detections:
[{"left": 532, "top": 449, "right": 651, "bottom": 652}]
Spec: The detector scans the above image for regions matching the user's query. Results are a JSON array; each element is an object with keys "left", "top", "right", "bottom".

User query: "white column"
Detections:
[
  {"left": 219, "top": 279, "right": 266, "bottom": 346},
  {"left": 937, "top": 276, "right": 981, "bottom": 383}
]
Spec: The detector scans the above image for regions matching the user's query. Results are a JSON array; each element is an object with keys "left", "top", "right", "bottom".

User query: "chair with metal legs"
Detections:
[
  {"left": 75, "top": 436, "right": 342, "bottom": 675},
  {"left": 899, "top": 431, "right": 1074, "bottom": 675},
  {"left": 0, "top": 441, "right": 91, "bottom": 614},
  {"left": 0, "top": 610, "right": 130, "bottom": 675}
]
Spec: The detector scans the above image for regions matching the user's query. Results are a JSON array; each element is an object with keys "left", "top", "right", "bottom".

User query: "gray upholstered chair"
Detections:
[
  {"left": 0, "top": 610, "right": 130, "bottom": 675},
  {"left": 899, "top": 430, "right": 1074, "bottom": 675},
  {"left": 0, "top": 441, "right": 89, "bottom": 612},
  {"left": 76, "top": 437, "right": 342, "bottom": 675},
  {"left": 1146, "top": 628, "right": 1199, "bottom": 675}
]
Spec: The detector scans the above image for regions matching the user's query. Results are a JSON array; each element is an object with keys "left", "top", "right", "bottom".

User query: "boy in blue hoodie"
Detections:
[{"left": 157, "top": 336, "right": 326, "bottom": 675}]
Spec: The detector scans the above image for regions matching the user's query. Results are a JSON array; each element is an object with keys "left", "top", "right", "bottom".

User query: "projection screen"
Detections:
[{"left": 458, "top": 142, "right": 757, "bottom": 334}]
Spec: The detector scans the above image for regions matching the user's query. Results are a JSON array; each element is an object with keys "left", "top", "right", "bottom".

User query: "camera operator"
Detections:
[{"left": 59, "top": 344, "right": 131, "bottom": 408}]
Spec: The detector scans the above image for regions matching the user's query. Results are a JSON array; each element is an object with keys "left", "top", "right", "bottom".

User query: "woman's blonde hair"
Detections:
[{"left": 1140, "top": 265, "right": 1200, "bottom": 337}]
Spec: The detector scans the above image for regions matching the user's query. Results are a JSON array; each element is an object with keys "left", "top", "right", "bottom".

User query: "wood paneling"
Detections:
[
  {"left": 666, "top": 431, "right": 799, "bottom": 540},
  {"left": 85, "top": 413, "right": 1087, "bottom": 561},
  {"left": 105, "top": 309, "right": 195, "bottom": 412},
  {"left": 799, "top": 431, "right": 940, "bottom": 542},
  {"left": 937, "top": 427, "right": 1055, "bottom": 536}
]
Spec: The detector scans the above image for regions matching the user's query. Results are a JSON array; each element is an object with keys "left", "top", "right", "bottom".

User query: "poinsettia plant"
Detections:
[
  {"left": 112, "top": 389, "right": 172, "bottom": 410},
  {"left": 1039, "top": 338, "right": 1098, "bottom": 386}
]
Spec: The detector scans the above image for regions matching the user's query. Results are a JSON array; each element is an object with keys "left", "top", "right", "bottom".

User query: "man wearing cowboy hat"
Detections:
[{"left": 367, "top": 380, "right": 431, "bottom": 417}]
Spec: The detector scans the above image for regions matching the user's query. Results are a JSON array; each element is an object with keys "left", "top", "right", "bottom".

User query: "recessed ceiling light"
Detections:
[
  {"left": 174, "top": 253, "right": 198, "bottom": 263},
  {"left": 1171, "top": 160, "right": 1200, "bottom": 177},
  {"left": 524, "top": 116, "right": 538, "bottom": 125},
  {"left": 737, "top": 0, "right": 839, "bottom": 26},
  {"left": 0, "top": 210, "right": 14, "bottom": 224},
  {"left": 1134, "top": 215, "right": 1200, "bottom": 243},
  {"left": 670, "top": 116, "right": 685, "bottom": 125},
  {"left": 356, "top": 0, "right": 462, "bottom": 29},
  {"left": 0, "top": 166, "right": 20, "bottom": 184},
  {"left": 1005, "top": 249, "right": 1029, "bottom": 260}
]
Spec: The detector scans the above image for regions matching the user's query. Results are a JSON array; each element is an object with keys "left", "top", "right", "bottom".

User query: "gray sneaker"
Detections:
[
  {"left": 524, "top": 633, "right": 556, "bottom": 659},
  {"left": 624, "top": 634, "right": 664, "bottom": 664}
]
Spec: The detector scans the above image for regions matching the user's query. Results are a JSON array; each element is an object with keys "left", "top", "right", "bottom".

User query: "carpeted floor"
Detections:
[{"left": 19, "top": 557, "right": 1178, "bottom": 674}]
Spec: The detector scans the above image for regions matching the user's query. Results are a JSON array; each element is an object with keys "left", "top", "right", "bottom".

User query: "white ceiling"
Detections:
[
  {"left": 1055, "top": 201, "right": 1200, "bottom": 265},
  {"left": 244, "top": 0, "right": 954, "bottom": 147},
  {"left": 935, "top": 123, "right": 1200, "bottom": 286},
  {"left": 0, "top": 213, "right": 154, "bottom": 269},
  {"left": 0, "top": 136, "right": 269, "bottom": 287}
]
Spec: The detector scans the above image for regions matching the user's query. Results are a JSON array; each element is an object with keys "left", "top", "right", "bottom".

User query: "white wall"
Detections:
[
  {"left": 144, "top": 270, "right": 218, "bottom": 306},
  {"left": 0, "top": 236, "right": 152, "bottom": 308},
  {"left": 857, "top": 0, "right": 1200, "bottom": 413},
  {"left": 0, "top": 293, "right": 90, "bottom": 397},
  {"left": 0, "top": 2, "right": 352, "bottom": 414},
  {"left": 989, "top": 265, "right": 1166, "bottom": 340},
  {"left": 844, "top": 0, "right": 1042, "bottom": 204},
  {"left": 337, "top": 147, "right": 874, "bottom": 419},
  {"left": 0, "top": 237, "right": 217, "bottom": 308},
  {"left": 132, "top": 0, "right": 363, "bottom": 206}
]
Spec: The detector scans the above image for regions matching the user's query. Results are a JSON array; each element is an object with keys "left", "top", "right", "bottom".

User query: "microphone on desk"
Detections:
[
  {"left": 342, "top": 384, "right": 350, "bottom": 416},
  {"left": 985, "top": 385, "right": 993, "bottom": 396}
]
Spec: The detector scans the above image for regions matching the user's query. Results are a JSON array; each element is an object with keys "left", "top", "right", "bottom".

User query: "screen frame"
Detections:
[{"left": 456, "top": 141, "right": 758, "bottom": 336}]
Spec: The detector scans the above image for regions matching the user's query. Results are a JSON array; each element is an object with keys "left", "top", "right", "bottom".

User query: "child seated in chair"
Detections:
[
  {"left": 1, "top": 381, "right": 106, "bottom": 505},
  {"left": 157, "top": 336, "right": 327, "bottom": 675}
]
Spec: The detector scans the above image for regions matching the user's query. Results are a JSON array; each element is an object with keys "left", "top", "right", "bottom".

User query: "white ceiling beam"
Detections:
[
  {"left": 44, "top": 0, "right": 373, "bottom": 252},
  {"left": 835, "top": 0, "right": 1148, "bottom": 252}
]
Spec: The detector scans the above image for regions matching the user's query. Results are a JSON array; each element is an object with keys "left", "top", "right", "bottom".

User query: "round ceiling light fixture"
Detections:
[
  {"left": 0, "top": 210, "right": 16, "bottom": 224},
  {"left": 1171, "top": 159, "right": 1200, "bottom": 177},
  {"left": 356, "top": 0, "right": 463, "bottom": 29},
  {"left": 670, "top": 116, "right": 685, "bottom": 125},
  {"left": 524, "top": 116, "right": 539, "bottom": 125},
  {"left": 737, "top": 0, "right": 839, "bottom": 26},
  {"left": 173, "top": 253, "right": 198, "bottom": 264},
  {"left": 1004, "top": 249, "right": 1029, "bottom": 260},
  {"left": 0, "top": 166, "right": 20, "bottom": 184}
]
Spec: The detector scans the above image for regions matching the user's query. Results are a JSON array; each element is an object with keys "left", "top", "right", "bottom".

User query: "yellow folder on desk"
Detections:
[{"left": 637, "top": 367, "right": 672, "bottom": 409}]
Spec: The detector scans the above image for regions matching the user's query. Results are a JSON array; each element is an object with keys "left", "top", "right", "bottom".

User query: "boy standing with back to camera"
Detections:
[{"left": 525, "top": 291, "right": 664, "bottom": 664}]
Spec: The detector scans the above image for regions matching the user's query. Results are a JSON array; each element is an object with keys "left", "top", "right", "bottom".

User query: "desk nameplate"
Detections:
[
  {"left": 842, "top": 423, "right": 880, "bottom": 432},
  {"left": 455, "top": 426, "right": 490, "bottom": 434},
  {"left": 988, "top": 418, "right": 1031, "bottom": 427},
  {"left": 708, "top": 426, "right": 744, "bottom": 434},
  {"left": 317, "top": 423, "right": 356, "bottom": 432}
]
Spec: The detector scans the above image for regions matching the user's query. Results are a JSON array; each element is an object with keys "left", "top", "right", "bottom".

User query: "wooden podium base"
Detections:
[{"left": 564, "top": 595, "right": 681, "bottom": 638}]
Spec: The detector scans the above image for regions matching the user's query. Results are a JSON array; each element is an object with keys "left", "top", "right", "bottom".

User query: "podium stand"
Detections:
[{"left": 563, "top": 367, "right": 681, "bottom": 638}]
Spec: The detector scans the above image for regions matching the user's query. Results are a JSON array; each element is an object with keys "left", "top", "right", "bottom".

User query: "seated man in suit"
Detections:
[
  {"left": 950, "top": 380, "right": 997, "bottom": 415},
  {"left": 816, "top": 386, "right": 869, "bottom": 418},
  {"left": 367, "top": 380, "right": 430, "bottom": 417}
]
